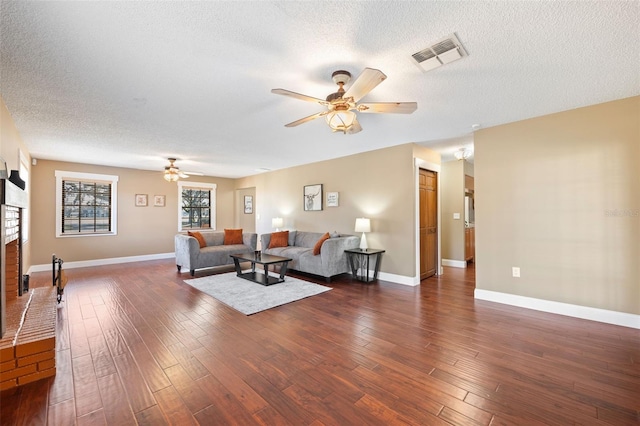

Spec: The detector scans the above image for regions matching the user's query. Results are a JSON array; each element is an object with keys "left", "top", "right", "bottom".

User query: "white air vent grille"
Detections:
[
  {"left": 412, "top": 49, "right": 436, "bottom": 63},
  {"left": 412, "top": 33, "right": 467, "bottom": 72}
]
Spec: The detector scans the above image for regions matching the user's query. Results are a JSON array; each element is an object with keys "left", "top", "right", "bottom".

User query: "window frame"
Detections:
[
  {"left": 178, "top": 181, "right": 216, "bottom": 232},
  {"left": 55, "top": 170, "right": 119, "bottom": 238},
  {"left": 19, "top": 150, "right": 29, "bottom": 243}
]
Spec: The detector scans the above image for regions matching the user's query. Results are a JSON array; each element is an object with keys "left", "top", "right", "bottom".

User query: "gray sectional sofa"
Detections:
[
  {"left": 261, "top": 231, "right": 359, "bottom": 282},
  {"left": 175, "top": 231, "right": 257, "bottom": 276}
]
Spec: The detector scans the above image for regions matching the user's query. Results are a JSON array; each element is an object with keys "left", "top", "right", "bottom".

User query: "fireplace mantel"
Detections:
[{"left": 2, "top": 178, "right": 28, "bottom": 209}]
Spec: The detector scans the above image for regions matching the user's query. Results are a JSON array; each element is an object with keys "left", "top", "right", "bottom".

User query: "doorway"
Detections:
[{"left": 419, "top": 169, "right": 437, "bottom": 279}]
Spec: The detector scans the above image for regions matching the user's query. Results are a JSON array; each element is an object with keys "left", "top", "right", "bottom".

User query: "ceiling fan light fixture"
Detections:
[
  {"left": 163, "top": 157, "right": 192, "bottom": 181},
  {"left": 164, "top": 170, "right": 180, "bottom": 182},
  {"left": 272, "top": 67, "right": 417, "bottom": 134},
  {"left": 454, "top": 148, "right": 472, "bottom": 161},
  {"left": 326, "top": 110, "right": 356, "bottom": 133}
]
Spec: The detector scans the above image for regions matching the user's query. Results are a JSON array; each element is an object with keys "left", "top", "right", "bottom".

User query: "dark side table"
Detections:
[{"left": 345, "top": 248, "right": 385, "bottom": 282}]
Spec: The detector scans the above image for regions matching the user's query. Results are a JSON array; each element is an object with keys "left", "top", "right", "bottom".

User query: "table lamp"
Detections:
[
  {"left": 354, "top": 218, "right": 371, "bottom": 251},
  {"left": 272, "top": 217, "right": 284, "bottom": 231}
]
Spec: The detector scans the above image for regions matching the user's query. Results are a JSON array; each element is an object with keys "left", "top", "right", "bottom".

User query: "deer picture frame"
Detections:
[{"left": 303, "top": 184, "right": 323, "bottom": 211}]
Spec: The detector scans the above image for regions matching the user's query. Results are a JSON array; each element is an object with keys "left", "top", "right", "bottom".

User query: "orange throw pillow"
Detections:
[
  {"left": 313, "top": 232, "right": 330, "bottom": 255},
  {"left": 224, "top": 229, "right": 243, "bottom": 245},
  {"left": 188, "top": 231, "right": 206, "bottom": 248},
  {"left": 268, "top": 231, "right": 289, "bottom": 249}
]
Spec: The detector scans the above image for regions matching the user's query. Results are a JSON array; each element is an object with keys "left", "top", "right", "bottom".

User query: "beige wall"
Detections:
[
  {"left": 1, "top": 97, "right": 32, "bottom": 270},
  {"left": 475, "top": 96, "right": 640, "bottom": 315},
  {"left": 235, "top": 187, "right": 256, "bottom": 232},
  {"left": 29, "top": 142, "right": 439, "bottom": 278},
  {"left": 237, "top": 143, "right": 440, "bottom": 277},
  {"left": 30, "top": 160, "right": 237, "bottom": 266},
  {"left": 441, "top": 160, "right": 465, "bottom": 261}
]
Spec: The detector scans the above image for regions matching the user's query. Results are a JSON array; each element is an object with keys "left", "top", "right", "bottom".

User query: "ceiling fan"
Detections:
[
  {"left": 272, "top": 68, "right": 417, "bottom": 134},
  {"left": 163, "top": 158, "right": 202, "bottom": 182}
]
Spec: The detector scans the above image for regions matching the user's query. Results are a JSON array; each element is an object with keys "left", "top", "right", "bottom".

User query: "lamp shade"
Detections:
[
  {"left": 272, "top": 217, "right": 284, "bottom": 229},
  {"left": 326, "top": 110, "right": 356, "bottom": 133},
  {"left": 164, "top": 171, "right": 179, "bottom": 182},
  {"left": 354, "top": 218, "right": 371, "bottom": 233}
]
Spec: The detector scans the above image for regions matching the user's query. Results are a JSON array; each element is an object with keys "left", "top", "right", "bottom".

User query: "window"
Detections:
[
  {"left": 55, "top": 171, "right": 118, "bottom": 237},
  {"left": 178, "top": 181, "right": 216, "bottom": 231}
]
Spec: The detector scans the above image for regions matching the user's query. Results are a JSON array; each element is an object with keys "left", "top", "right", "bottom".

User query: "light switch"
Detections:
[{"left": 453, "top": 213, "right": 461, "bottom": 220}]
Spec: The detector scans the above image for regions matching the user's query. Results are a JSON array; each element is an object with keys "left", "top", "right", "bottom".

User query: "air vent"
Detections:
[{"left": 412, "top": 33, "right": 467, "bottom": 72}]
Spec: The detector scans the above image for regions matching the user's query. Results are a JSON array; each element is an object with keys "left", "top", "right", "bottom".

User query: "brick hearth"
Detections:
[{"left": 0, "top": 287, "right": 57, "bottom": 390}]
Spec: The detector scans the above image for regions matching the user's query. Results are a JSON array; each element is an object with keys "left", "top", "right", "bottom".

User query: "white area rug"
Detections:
[{"left": 183, "top": 272, "right": 332, "bottom": 315}]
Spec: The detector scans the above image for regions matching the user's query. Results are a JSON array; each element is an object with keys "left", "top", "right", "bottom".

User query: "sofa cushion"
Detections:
[
  {"left": 287, "top": 230, "right": 297, "bottom": 246},
  {"left": 224, "top": 229, "right": 243, "bottom": 245},
  {"left": 269, "top": 230, "right": 289, "bottom": 248},
  {"left": 313, "top": 232, "right": 330, "bottom": 255},
  {"left": 295, "top": 231, "right": 326, "bottom": 249},
  {"left": 188, "top": 231, "right": 207, "bottom": 248}
]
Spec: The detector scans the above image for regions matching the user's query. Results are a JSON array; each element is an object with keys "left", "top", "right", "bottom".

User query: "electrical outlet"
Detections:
[{"left": 512, "top": 267, "right": 520, "bottom": 278}]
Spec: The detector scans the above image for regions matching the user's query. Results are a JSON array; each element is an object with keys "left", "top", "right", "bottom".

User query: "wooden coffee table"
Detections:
[{"left": 230, "top": 252, "right": 292, "bottom": 286}]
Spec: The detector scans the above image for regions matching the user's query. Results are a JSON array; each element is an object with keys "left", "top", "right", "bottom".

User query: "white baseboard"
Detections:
[
  {"left": 442, "top": 259, "right": 467, "bottom": 268},
  {"left": 28, "top": 252, "right": 175, "bottom": 274},
  {"left": 377, "top": 271, "right": 419, "bottom": 286},
  {"left": 27, "top": 253, "right": 421, "bottom": 287},
  {"left": 475, "top": 289, "right": 640, "bottom": 330}
]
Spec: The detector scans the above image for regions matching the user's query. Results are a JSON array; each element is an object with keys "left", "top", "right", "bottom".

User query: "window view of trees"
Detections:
[
  {"left": 181, "top": 188, "right": 211, "bottom": 229},
  {"left": 62, "top": 180, "right": 112, "bottom": 233}
]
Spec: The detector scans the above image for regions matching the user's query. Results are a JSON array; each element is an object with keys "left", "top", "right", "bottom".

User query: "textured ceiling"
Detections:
[{"left": 1, "top": 1, "right": 638, "bottom": 178}]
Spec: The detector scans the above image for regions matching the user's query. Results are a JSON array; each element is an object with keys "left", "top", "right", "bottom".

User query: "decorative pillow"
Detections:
[
  {"left": 313, "top": 232, "right": 330, "bottom": 255},
  {"left": 269, "top": 230, "right": 289, "bottom": 249},
  {"left": 223, "top": 229, "right": 243, "bottom": 245},
  {"left": 188, "top": 231, "right": 207, "bottom": 248}
]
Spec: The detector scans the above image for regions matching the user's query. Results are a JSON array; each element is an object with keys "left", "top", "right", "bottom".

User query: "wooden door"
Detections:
[{"left": 419, "top": 169, "right": 437, "bottom": 279}]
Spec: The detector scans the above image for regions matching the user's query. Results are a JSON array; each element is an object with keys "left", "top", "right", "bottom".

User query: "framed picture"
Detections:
[
  {"left": 326, "top": 192, "right": 339, "bottom": 207},
  {"left": 244, "top": 195, "right": 253, "bottom": 214},
  {"left": 135, "top": 194, "right": 148, "bottom": 207},
  {"left": 303, "top": 184, "right": 323, "bottom": 211},
  {"left": 154, "top": 195, "right": 166, "bottom": 207}
]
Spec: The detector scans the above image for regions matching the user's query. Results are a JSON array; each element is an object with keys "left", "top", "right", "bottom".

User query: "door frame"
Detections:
[{"left": 414, "top": 158, "right": 442, "bottom": 279}]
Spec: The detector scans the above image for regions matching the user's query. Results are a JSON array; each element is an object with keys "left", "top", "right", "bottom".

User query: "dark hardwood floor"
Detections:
[{"left": 1, "top": 260, "right": 638, "bottom": 425}]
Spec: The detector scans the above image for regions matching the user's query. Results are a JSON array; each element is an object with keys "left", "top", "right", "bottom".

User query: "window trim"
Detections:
[
  {"left": 19, "top": 150, "right": 29, "bottom": 243},
  {"left": 55, "top": 170, "right": 119, "bottom": 238},
  {"left": 178, "top": 181, "right": 216, "bottom": 232}
]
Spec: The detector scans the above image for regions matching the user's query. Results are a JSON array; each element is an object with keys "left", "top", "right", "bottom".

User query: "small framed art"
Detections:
[
  {"left": 154, "top": 195, "right": 166, "bottom": 207},
  {"left": 326, "top": 192, "right": 339, "bottom": 207},
  {"left": 244, "top": 195, "right": 253, "bottom": 214},
  {"left": 135, "top": 194, "right": 148, "bottom": 207}
]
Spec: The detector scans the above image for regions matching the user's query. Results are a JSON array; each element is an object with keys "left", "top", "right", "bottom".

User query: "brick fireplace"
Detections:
[
  {"left": 0, "top": 176, "right": 57, "bottom": 390},
  {"left": 1, "top": 178, "right": 28, "bottom": 339},
  {"left": 4, "top": 207, "right": 22, "bottom": 301}
]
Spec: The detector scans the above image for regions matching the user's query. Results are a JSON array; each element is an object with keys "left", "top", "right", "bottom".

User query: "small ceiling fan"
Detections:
[
  {"left": 163, "top": 158, "right": 202, "bottom": 182},
  {"left": 272, "top": 68, "right": 417, "bottom": 134}
]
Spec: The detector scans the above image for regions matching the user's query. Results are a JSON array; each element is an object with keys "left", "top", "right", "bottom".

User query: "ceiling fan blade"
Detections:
[
  {"left": 177, "top": 171, "right": 190, "bottom": 178},
  {"left": 271, "top": 89, "right": 329, "bottom": 106},
  {"left": 284, "top": 111, "right": 329, "bottom": 127},
  {"left": 357, "top": 102, "right": 418, "bottom": 114},
  {"left": 183, "top": 171, "right": 204, "bottom": 176},
  {"left": 346, "top": 118, "right": 362, "bottom": 134},
  {"left": 343, "top": 68, "right": 387, "bottom": 103}
]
